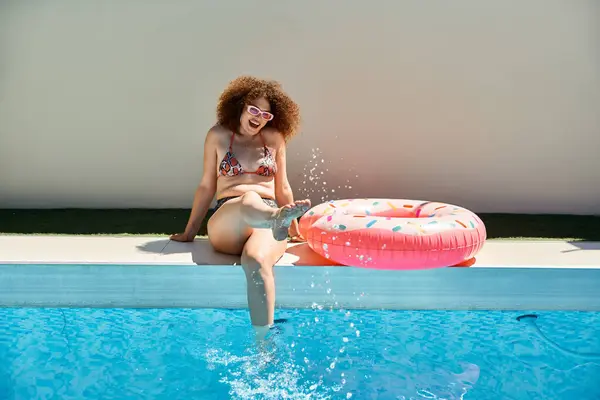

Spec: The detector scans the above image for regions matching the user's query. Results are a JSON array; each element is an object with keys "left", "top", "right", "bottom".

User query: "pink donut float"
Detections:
[{"left": 298, "top": 198, "right": 486, "bottom": 270}]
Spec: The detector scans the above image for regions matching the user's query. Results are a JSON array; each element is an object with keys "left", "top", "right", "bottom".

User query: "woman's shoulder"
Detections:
[
  {"left": 206, "top": 124, "right": 232, "bottom": 146},
  {"left": 261, "top": 127, "right": 285, "bottom": 147}
]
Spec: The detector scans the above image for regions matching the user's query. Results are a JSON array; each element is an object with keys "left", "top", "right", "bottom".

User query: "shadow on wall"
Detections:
[
  {"left": 0, "top": 208, "right": 211, "bottom": 235},
  {"left": 1, "top": 209, "right": 600, "bottom": 241},
  {"left": 478, "top": 214, "right": 600, "bottom": 241}
]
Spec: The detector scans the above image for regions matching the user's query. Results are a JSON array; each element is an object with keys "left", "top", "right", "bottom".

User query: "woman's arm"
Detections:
[
  {"left": 171, "top": 129, "right": 218, "bottom": 241},
  {"left": 273, "top": 133, "right": 304, "bottom": 240}
]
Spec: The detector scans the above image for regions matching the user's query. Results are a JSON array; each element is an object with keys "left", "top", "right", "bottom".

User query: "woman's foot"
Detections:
[{"left": 271, "top": 200, "right": 311, "bottom": 241}]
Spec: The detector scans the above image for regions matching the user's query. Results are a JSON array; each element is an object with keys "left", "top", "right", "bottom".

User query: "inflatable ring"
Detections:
[{"left": 298, "top": 198, "right": 486, "bottom": 270}]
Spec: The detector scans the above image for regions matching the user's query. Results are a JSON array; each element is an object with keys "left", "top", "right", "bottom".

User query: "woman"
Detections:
[{"left": 170, "top": 76, "right": 311, "bottom": 339}]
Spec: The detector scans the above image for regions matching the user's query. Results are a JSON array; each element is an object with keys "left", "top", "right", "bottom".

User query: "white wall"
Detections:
[{"left": 1, "top": 0, "right": 599, "bottom": 214}]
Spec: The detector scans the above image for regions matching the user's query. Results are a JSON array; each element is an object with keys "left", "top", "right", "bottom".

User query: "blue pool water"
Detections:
[{"left": 1, "top": 308, "right": 599, "bottom": 400}]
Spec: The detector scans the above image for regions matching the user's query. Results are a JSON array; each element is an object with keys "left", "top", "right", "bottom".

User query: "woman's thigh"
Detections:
[{"left": 207, "top": 197, "right": 251, "bottom": 255}]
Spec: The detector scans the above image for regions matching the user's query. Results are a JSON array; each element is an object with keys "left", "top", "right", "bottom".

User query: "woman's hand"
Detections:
[{"left": 169, "top": 232, "right": 196, "bottom": 242}]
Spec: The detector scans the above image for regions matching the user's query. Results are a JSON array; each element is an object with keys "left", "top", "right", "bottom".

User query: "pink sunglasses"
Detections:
[{"left": 247, "top": 105, "right": 274, "bottom": 121}]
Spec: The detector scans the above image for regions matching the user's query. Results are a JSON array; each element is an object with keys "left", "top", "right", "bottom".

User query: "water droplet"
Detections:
[{"left": 342, "top": 337, "right": 349, "bottom": 343}]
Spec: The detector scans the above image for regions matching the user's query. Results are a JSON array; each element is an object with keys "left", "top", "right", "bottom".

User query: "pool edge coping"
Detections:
[{"left": 2, "top": 263, "right": 600, "bottom": 311}]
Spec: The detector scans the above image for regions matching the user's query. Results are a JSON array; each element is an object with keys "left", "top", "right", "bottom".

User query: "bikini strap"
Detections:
[
  {"left": 229, "top": 131, "right": 235, "bottom": 151},
  {"left": 258, "top": 132, "right": 268, "bottom": 150}
]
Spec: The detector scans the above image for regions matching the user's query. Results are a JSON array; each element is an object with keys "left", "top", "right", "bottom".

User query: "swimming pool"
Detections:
[
  {"left": 1, "top": 263, "right": 600, "bottom": 399},
  {"left": 1, "top": 307, "right": 599, "bottom": 399}
]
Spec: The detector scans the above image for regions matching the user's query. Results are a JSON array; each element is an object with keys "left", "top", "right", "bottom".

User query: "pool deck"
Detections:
[
  {"left": 1, "top": 235, "right": 600, "bottom": 311},
  {"left": 1, "top": 235, "right": 600, "bottom": 267}
]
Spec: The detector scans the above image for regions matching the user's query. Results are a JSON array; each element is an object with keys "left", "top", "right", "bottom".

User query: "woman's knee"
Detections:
[
  {"left": 240, "top": 191, "right": 262, "bottom": 208},
  {"left": 241, "top": 248, "right": 274, "bottom": 282}
]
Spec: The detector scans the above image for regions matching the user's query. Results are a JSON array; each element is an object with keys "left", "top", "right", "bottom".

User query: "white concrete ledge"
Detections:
[
  {"left": 1, "top": 235, "right": 599, "bottom": 310},
  {"left": 1, "top": 235, "right": 600, "bottom": 267}
]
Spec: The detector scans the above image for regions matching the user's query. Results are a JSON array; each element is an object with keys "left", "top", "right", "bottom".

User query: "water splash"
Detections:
[
  {"left": 298, "top": 148, "right": 359, "bottom": 203},
  {"left": 204, "top": 346, "right": 342, "bottom": 399}
]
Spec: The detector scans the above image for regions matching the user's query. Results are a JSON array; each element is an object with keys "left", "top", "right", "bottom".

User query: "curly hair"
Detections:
[{"left": 216, "top": 75, "right": 301, "bottom": 141}]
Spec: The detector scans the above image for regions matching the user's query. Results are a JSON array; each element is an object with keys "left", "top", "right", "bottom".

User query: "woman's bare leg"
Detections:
[
  {"left": 207, "top": 191, "right": 311, "bottom": 254},
  {"left": 241, "top": 229, "right": 287, "bottom": 334},
  {"left": 206, "top": 191, "right": 310, "bottom": 337}
]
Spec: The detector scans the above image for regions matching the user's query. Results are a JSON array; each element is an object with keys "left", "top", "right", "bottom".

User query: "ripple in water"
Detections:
[{"left": 1, "top": 308, "right": 599, "bottom": 399}]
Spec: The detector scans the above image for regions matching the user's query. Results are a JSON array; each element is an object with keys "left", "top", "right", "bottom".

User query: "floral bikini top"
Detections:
[{"left": 218, "top": 132, "right": 277, "bottom": 177}]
